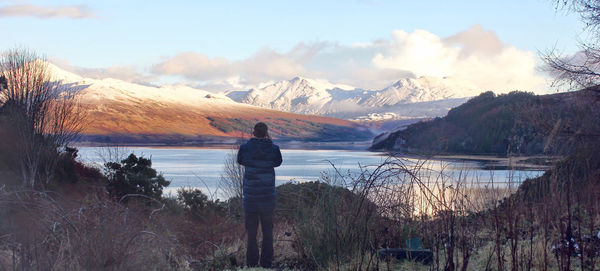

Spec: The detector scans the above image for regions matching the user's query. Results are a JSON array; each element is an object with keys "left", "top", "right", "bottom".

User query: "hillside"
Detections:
[
  {"left": 226, "top": 76, "right": 478, "bottom": 120},
  {"left": 370, "top": 89, "right": 600, "bottom": 155},
  {"left": 45, "top": 64, "right": 373, "bottom": 144}
]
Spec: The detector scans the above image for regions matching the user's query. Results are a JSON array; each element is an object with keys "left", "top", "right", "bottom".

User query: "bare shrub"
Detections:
[
  {"left": 0, "top": 48, "right": 85, "bottom": 188},
  {"left": 218, "top": 147, "right": 244, "bottom": 218},
  {"left": 0, "top": 190, "right": 184, "bottom": 270},
  {"left": 541, "top": 1, "right": 600, "bottom": 92},
  {"left": 281, "top": 155, "right": 588, "bottom": 271},
  {"left": 95, "top": 144, "right": 132, "bottom": 166}
]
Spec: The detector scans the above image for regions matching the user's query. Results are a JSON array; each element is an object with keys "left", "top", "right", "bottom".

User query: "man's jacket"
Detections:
[{"left": 237, "top": 138, "right": 282, "bottom": 212}]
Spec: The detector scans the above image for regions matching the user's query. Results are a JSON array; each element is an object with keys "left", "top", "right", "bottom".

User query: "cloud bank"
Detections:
[
  {"left": 368, "top": 25, "right": 546, "bottom": 92},
  {"left": 52, "top": 25, "right": 548, "bottom": 93},
  {"left": 0, "top": 4, "right": 96, "bottom": 19},
  {"left": 151, "top": 25, "right": 548, "bottom": 93},
  {"left": 151, "top": 43, "right": 328, "bottom": 91}
]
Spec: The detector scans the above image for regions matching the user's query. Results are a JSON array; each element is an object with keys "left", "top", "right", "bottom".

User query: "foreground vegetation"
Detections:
[{"left": 1, "top": 142, "right": 599, "bottom": 270}]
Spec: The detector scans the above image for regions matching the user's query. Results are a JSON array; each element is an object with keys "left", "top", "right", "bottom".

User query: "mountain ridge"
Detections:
[
  {"left": 225, "top": 75, "right": 484, "bottom": 120},
  {"left": 43, "top": 62, "right": 374, "bottom": 143}
]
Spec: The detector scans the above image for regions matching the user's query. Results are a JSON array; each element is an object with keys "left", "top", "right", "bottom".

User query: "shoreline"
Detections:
[
  {"left": 74, "top": 144, "right": 555, "bottom": 171},
  {"left": 73, "top": 140, "right": 375, "bottom": 151}
]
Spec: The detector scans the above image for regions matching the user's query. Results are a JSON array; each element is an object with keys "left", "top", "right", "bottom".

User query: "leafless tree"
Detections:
[
  {"left": 219, "top": 147, "right": 244, "bottom": 215},
  {"left": 543, "top": 0, "right": 600, "bottom": 91},
  {"left": 96, "top": 144, "right": 132, "bottom": 166},
  {"left": 0, "top": 48, "right": 86, "bottom": 188}
]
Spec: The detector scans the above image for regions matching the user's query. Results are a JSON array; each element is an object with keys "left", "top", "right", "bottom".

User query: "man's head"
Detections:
[{"left": 253, "top": 122, "right": 269, "bottom": 138}]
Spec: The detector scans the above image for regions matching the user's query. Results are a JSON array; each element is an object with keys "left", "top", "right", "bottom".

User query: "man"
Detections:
[{"left": 237, "top": 122, "right": 282, "bottom": 268}]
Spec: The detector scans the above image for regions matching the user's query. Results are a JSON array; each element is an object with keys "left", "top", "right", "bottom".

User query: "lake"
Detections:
[{"left": 77, "top": 147, "right": 547, "bottom": 199}]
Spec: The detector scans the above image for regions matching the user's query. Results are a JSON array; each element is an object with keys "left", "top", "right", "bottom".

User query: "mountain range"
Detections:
[
  {"left": 46, "top": 63, "right": 372, "bottom": 144},
  {"left": 224, "top": 76, "right": 482, "bottom": 121},
  {"left": 44, "top": 62, "right": 492, "bottom": 144}
]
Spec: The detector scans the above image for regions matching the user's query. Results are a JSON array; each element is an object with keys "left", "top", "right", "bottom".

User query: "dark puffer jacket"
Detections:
[{"left": 237, "top": 138, "right": 282, "bottom": 212}]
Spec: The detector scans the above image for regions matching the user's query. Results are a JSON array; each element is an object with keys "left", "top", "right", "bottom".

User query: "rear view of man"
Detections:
[{"left": 237, "top": 122, "right": 282, "bottom": 268}]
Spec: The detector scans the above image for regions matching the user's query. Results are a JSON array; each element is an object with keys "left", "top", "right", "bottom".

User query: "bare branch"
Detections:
[{"left": 0, "top": 48, "right": 86, "bottom": 187}]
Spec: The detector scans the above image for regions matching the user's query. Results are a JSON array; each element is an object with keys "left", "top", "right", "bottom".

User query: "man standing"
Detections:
[{"left": 237, "top": 122, "right": 282, "bottom": 268}]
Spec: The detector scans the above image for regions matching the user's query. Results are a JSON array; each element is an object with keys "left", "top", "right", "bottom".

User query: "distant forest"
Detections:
[{"left": 371, "top": 89, "right": 600, "bottom": 156}]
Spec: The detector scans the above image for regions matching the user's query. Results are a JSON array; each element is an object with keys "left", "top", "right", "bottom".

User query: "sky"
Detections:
[{"left": 0, "top": 0, "right": 588, "bottom": 93}]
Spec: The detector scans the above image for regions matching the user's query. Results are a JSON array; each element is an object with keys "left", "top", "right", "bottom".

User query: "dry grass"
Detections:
[
  {"left": 0, "top": 145, "right": 597, "bottom": 270},
  {"left": 0, "top": 188, "right": 185, "bottom": 270},
  {"left": 269, "top": 152, "right": 600, "bottom": 270},
  {"left": 0, "top": 181, "right": 249, "bottom": 270}
]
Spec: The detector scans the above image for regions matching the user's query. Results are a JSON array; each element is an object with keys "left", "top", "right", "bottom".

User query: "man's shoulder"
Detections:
[{"left": 271, "top": 143, "right": 281, "bottom": 153}]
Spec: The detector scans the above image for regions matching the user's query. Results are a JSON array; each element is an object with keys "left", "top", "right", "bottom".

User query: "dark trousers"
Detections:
[{"left": 245, "top": 210, "right": 274, "bottom": 268}]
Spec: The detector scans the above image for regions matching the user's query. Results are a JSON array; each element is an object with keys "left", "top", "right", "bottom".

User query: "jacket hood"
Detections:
[{"left": 247, "top": 138, "right": 273, "bottom": 156}]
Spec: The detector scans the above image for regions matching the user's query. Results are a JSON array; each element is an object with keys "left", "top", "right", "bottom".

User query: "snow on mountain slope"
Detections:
[
  {"left": 46, "top": 62, "right": 234, "bottom": 106},
  {"left": 45, "top": 60, "right": 478, "bottom": 125},
  {"left": 227, "top": 76, "right": 482, "bottom": 120},
  {"left": 43, "top": 63, "right": 369, "bottom": 141},
  {"left": 360, "top": 76, "right": 479, "bottom": 106},
  {"left": 238, "top": 76, "right": 356, "bottom": 115}
]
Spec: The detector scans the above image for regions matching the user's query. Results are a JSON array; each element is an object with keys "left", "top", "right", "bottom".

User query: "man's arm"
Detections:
[
  {"left": 237, "top": 145, "right": 246, "bottom": 166},
  {"left": 272, "top": 146, "right": 282, "bottom": 167}
]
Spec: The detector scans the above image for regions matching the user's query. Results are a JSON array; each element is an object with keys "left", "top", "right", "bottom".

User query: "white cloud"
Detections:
[
  {"left": 152, "top": 46, "right": 312, "bottom": 89},
  {"left": 152, "top": 52, "right": 233, "bottom": 81},
  {"left": 444, "top": 25, "right": 505, "bottom": 56},
  {"left": 0, "top": 4, "right": 96, "bottom": 19},
  {"left": 369, "top": 25, "right": 547, "bottom": 92},
  {"left": 150, "top": 25, "right": 551, "bottom": 93},
  {"left": 372, "top": 29, "right": 456, "bottom": 78}
]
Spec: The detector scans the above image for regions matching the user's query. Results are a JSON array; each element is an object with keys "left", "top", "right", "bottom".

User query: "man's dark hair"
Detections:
[{"left": 253, "top": 122, "right": 268, "bottom": 138}]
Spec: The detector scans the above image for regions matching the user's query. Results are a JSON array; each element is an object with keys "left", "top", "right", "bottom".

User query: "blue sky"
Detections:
[{"left": 0, "top": 0, "right": 586, "bottom": 92}]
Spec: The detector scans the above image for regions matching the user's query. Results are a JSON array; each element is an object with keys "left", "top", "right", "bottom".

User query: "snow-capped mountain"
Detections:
[
  {"left": 225, "top": 76, "right": 483, "bottom": 120},
  {"left": 226, "top": 76, "right": 355, "bottom": 115},
  {"left": 47, "top": 62, "right": 235, "bottom": 106},
  {"left": 360, "top": 76, "right": 480, "bottom": 106},
  {"left": 38, "top": 61, "right": 490, "bottom": 143},
  {"left": 43, "top": 63, "right": 371, "bottom": 142}
]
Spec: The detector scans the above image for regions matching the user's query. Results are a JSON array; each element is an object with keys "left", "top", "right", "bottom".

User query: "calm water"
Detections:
[{"left": 77, "top": 147, "right": 545, "bottom": 199}]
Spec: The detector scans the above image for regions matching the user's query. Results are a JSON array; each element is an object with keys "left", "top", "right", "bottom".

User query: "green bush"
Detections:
[
  {"left": 52, "top": 147, "right": 104, "bottom": 184},
  {"left": 104, "top": 153, "right": 170, "bottom": 200},
  {"left": 177, "top": 187, "right": 225, "bottom": 219}
]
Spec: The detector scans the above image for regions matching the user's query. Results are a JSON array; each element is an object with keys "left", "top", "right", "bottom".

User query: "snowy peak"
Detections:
[
  {"left": 289, "top": 76, "right": 355, "bottom": 91},
  {"left": 228, "top": 75, "right": 482, "bottom": 119},
  {"left": 363, "top": 76, "right": 479, "bottom": 106},
  {"left": 242, "top": 76, "right": 341, "bottom": 114}
]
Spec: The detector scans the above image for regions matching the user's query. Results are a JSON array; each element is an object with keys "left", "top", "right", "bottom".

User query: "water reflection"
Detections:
[{"left": 77, "top": 147, "right": 545, "bottom": 200}]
